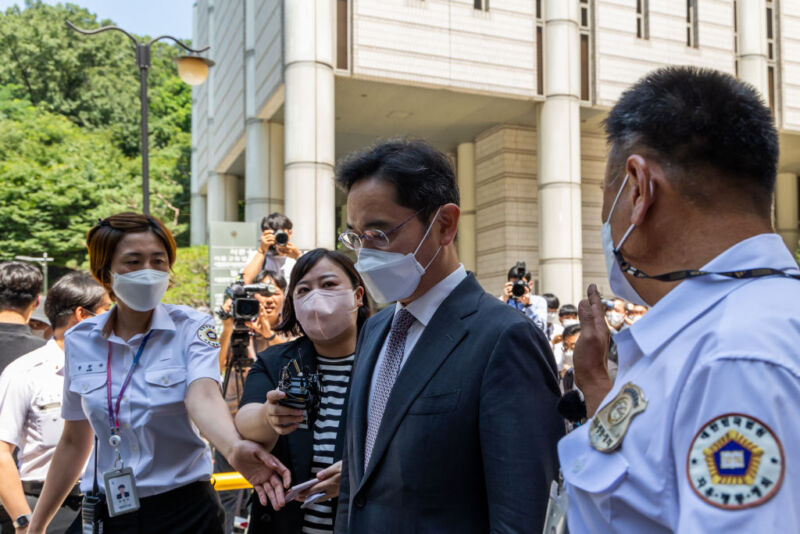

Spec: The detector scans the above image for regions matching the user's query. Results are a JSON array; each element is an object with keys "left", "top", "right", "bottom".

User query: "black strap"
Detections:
[
  {"left": 614, "top": 250, "right": 800, "bottom": 283},
  {"left": 92, "top": 435, "right": 99, "bottom": 496}
]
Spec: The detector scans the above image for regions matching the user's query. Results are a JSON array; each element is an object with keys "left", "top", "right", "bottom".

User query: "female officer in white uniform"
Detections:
[{"left": 28, "top": 213, "right": 290, "bottom": 534}]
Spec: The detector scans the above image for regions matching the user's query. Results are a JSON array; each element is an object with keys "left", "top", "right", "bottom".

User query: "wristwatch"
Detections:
[{"left": 13, "top": 514, "right": 31, "bottom": 528}]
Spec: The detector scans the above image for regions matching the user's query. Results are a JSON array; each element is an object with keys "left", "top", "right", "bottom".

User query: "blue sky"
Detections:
[{"left": 0, "top": 0, "right": 194, "bottom": 39}]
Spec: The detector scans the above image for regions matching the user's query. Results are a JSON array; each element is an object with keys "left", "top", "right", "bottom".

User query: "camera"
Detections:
[
  {"left": 278, "top": 358, "right": 321, "bottom": 425},
  {"left": 275, "top": 230, "right": 289, "bottom": 246},
  {"left": 511, "top": 261, "right": 528, "bottom": 298},
  {"left": 217, "top": 279, "right": 277, "bottom": 322}
]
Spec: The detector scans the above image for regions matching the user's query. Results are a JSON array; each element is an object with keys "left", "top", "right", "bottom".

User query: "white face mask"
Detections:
[
  {"left": 562, "top": 349, "right": 574, "bottom": 368},
  {"left": 547, "top": 312, "right": 558, "bottom": 325},
  {"left": 561, "top": 318, "right": 579, "bottom": 328},
  {"left": 355, "top": 209, "right": 442, "bottom": 305},
  {"left": 601, "top": 174, "right": 649, "bottom": 307},
  {"left": 112, "top": 269, "right": 169, "bottom": 312},
  {"left": 606, "top": 311, "right": 625, "bottom": 328},
  {"left": 294, "top": 288, "right": 358, "bottom": 341}
]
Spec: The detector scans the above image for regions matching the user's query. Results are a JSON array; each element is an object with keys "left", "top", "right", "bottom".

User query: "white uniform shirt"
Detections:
[
  {"left": 368, "top": 265, "right": 467, "bottom": 407},
  {"left": 62, "top": 304, "right": 221, "bottom": 498},
  {"left": 0, "top": 339, "right": 65, "bottom": 481},
  {"left": 558, "top": 234, "right": 800, "bottom": 533}
]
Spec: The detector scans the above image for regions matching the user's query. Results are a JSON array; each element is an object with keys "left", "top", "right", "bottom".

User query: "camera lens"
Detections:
[
  {"left": 275, "top": 231, "right": 289, "bottom": 245},
  {"left": 512, "top": 280, "right": 527, "bottom": 297}
]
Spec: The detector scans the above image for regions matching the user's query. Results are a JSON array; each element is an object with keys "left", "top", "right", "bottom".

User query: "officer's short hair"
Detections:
[
  {"left": 0, "top": 261, "right": 43, "bottom": 312},
  {"left": 559, "top": 304, "right": 578, "bottom": 317},
  {"left": 45, "top": 272, "right": 106, "bottom": 329},
  {"left": 543, "top": 293, "right": 560, "bottom": 310},
  {"left": 604, "top": 66, "right": 778, "bottom": 214}
]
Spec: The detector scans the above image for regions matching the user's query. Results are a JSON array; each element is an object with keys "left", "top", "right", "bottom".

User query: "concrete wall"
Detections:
[
  {"left": 254, "top": 0, "right": 283, "bottom": 114},
  {"left": 780, "top": 0, "right": 800, "bottom": 131},
  {"left": 212, "top": 0, "right": 246, "bottom": 167},
  {"left": 351, "top": 0, "right": 539, "bottom": 97},
  {"left": 595, "top": 0, "right": 735, "bottom": 107}
]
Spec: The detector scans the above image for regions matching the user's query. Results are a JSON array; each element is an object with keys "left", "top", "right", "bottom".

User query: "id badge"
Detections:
[
  {"left": 102, "top": 466, "right": 140, "bottom": 517},
  {"left": 542, "top": 478, "right": 569, "bottom": 534}
]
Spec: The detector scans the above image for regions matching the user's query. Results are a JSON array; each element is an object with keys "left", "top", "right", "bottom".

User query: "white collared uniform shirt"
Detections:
[
  {"left": 368, "top": 265, "right": 467, "bottom": 409},
  {"left": 558, "top": 234, "right": 800, "bottom": 532},
  {"left": 0, "top": 339, "right": 66, "bottom": 481},
  {"left": 61, "top": 304, "right": 221, "bottom": 498}
]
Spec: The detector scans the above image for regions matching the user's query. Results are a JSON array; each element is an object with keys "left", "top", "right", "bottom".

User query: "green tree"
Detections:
[
  {"left": 163, "top": 246, "right": 210, "bottom": 309},
  {"left": 0, "top": 1, "right": 194, "bottom": 273}
]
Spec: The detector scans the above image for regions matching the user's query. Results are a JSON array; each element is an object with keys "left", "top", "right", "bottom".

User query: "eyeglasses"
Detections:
[{"left": 338, "top": 209, "right": 423, "bottom": 251}]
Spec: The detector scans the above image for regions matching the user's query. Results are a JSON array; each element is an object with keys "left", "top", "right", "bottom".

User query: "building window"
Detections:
[
  {"left": 686, "top": 0, "right": 698, "bottom": 48},
  {"left": 474, "top": 0, "right": 489, "bottom": 11},
  {"left": 580, "top": 0, "right": 592, "bottom": 102},
  {"left": 536, "top": 0, "right": 543, "bottom": 95},
  {"left": 766, "top": 0, "right": 778, "bottom": 116},
  {"left": 336, "top": 0, "right": 349, "bottom": 71},
  {"left": 636, "top": 0, "right": 649, "bottom": 39}
]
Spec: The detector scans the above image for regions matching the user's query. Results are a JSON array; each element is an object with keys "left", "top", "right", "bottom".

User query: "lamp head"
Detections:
[{"left": 175, "top": 55, "right": 214, "bottom": 85}]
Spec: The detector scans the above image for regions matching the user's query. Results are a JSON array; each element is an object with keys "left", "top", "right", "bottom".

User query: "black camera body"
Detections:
[
  {"left": 275, "top": 230, "right": 289, "bottom": 246},
  {"left": 81, "top": 493, "right": 105, "bottom": 533},
  {"left": 511, "top": 261, "right": 528, "bottom": 297},
  {"left": 217, "top": 280, "right": 277, "bottom": 323},
  {"left": 278, "top": 359, "right": 321, "bottom": 424}
]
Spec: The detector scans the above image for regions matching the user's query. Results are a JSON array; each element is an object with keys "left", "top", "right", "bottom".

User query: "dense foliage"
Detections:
[
  {"left": 0, "top": 1, "right": 193, "bottom": 272},
  {"left": 163, "top": 245, "right": 210, "bottom": 310}
]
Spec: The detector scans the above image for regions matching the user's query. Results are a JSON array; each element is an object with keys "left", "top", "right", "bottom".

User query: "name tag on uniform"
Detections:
[
  {"left": 589, "top": 382, "right": 648, "bottom": 453},
  {"left": 103, "top": 466, "right": 140, "bottom": 517}
]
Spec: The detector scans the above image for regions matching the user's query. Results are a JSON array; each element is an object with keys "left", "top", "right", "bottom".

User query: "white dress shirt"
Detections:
[
  {"left": 558, "top": 234, "right": 800, "bottom": 533},
  {"left": 368, "top": 265, "right": 467, "bottom": 409},
  {"left": 0, "top": 339, "right": 65, "bottom": 481},
  {"left": 61, "top": 304, "right": 221, "bottom": 498}
]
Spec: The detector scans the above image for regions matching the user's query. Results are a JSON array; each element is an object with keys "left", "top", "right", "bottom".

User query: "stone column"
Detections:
[
  {"left": 537, "top": 0, "right": 583, "bottom": 305},
  {"left": 223, "top": 174, "right": 239, "bottom": 221},
  {"left": 776, "top": 173, "right": 799, "bottom": 252},
  {"left": 737, "top": 0, "right": 768, "bottom": 98},
  {"left": 283, "top": 0, "right": 336, "bottom": 249},
  {"left": 457, "top": 142, "right": 477, "bottom": 273},
  {"left": 207, "top": 172, "right": 226, "bottom": 222}
]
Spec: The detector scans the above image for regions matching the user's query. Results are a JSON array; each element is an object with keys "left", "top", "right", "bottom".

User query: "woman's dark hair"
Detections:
[
  {"left": 45, "top": 271, "right": 106, "bottom": 329},
  {"left": 255, "top": 269, "right": 287, "bottom": 291},
  {"left": 275, "top": 249, "right": 372, "bottom": 337}
]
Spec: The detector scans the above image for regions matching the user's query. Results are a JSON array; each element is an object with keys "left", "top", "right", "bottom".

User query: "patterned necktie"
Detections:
[{"left": 364, "top": 308, "right": 416, "bottom": 468}]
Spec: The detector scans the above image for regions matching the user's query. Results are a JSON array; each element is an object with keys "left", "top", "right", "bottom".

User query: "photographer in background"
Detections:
[
  {"left": 243, "top": 214, "right": 301, "bottom": 285},
  {"left": 500, "top": 262, "right": 547, "bottom": 331}
]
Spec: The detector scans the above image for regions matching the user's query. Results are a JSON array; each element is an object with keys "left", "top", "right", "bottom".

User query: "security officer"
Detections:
[
  {"left": 0, "top": 272, "right": 111, "bottom": 533},
  {"left": 27, "top": 213, "right": 291, "bottom": 534},
  {"left": 559, "top": 67, "right": 800, "bottom": 532}
]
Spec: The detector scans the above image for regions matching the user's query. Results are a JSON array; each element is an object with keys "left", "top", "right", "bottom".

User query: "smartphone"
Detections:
[{"left": 285, "top": 478, "right": 318, "bottom": 501}]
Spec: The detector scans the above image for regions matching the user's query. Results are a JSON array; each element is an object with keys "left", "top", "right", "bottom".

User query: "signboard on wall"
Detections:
[{"left": 208, "top": 221, "right": 259, "bottom": 312}]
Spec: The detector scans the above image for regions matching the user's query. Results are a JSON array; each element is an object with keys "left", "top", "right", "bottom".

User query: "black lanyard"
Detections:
[{"left": 614, "top": 250, "right": 800, "bottom": 283}]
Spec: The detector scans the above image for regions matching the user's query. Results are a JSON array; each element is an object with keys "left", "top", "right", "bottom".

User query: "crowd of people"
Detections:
[{"left": 0, "top": 65, "right": 797, "bottom": 534}]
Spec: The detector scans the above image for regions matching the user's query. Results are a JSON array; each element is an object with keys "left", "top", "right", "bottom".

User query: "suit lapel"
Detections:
[
  {"left": 349, "top": 308, "right": 393, "bottom": 480},
  {"left": 357, "top": 275, "right": 482, "bottom": 493}
]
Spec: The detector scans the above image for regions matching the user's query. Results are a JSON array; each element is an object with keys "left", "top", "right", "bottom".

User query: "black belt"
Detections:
[{"left": 22, "top": 480, "right": 81, "bottom": 499}]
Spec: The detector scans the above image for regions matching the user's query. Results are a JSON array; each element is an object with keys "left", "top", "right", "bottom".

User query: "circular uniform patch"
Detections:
[
  {"left": 686, "top": 413, "right": 784, "bottom": 510},
  {"left": 197, "top": 324, "right": 220, "bottom": 348}
]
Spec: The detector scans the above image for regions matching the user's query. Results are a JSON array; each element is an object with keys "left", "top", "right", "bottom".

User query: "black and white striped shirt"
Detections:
[{"left": 302, "top": 354, "right": 354, "bottom": 534}]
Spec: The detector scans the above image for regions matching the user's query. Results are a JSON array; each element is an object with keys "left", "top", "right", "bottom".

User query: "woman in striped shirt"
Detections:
[{"left": 236, "top": 249, "right": 372, "bottom": 534}]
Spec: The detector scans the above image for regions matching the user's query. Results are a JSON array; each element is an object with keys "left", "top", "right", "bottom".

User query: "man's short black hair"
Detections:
[
  {"left": 335, "top": 139, "right": 460, "bottom": 223},
  {"left": 563, "top": 323, "right": 581, "bottom": 339},
  {"left": 261, "top": 213, "right": 293, "bottom": 232},
  {"left": 0, "top": 261, "right": 43, "bottom": 312},
  {"left": 559, "top": 304, "right": 578, "bottom": 317},
  {"left": 604, "top": 66, "right": 778, "bottom": 211},
  {"left": 543, "top": 293, "right": 560, "bottom": 310},
  {"left": 255, "top": 269, "right": 288, "bottom": 292},
  {"left": 45, "top": 272, "right": 106, "bottom": 329}
]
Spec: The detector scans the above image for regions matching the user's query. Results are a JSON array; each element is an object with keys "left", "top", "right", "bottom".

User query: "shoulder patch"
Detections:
[
  {"left": 196, "top": 324, "right": 220, "bottom": 348},
  {"left": 687, "top": 413, "right": 784, "bottom": 510}
]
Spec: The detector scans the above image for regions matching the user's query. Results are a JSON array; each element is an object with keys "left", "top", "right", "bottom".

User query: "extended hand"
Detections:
[
  {"left": 574, "top": 284, "right": 614, "bottom": 417},
  {"left": 227, "top": 440, "right": 291, "bottom": 510},
  {"left": 296, "top": 461, "right": 342, "bottom": 502},
  {"left": 277, "top": 241, "right": 301, "bottom": 259}
]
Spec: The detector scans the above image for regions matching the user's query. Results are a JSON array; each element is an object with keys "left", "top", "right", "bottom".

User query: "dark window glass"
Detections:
[
  {"left": 768, "top": 65, "right": 775, "bottom": 115},
  {"left": 536, "top": 0, "right": 542, "bottom": 19},
  {"left": 580, "top": 34, "right": 589, "bottom": 101},
  {"left": 337, "top": 0, "right": 348, "bottom": 70},
  {"left": 767, "top": 8, "right": 773, "bottom": 39},
  {"left": 537, "top": 26, "right": 544, "bottom": 95},
  {"left": 637, "top": 19, "right": 642, "bottom": 38},
  {"left": 581, "top": 7, "right": 588, "bottom": 27}
]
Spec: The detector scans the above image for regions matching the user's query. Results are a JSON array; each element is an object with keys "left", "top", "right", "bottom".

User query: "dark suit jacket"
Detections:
[
  {"left": 334, "top": 274, "right": 565, "bottom": 534},
  {"left": 241, "top": 336, "right": 350, "bottom": 534}
]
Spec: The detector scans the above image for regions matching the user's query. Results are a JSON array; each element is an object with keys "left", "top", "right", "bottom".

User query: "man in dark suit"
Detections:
[{"left": 333, "top": 140, "right": 565, "bottom": 533}]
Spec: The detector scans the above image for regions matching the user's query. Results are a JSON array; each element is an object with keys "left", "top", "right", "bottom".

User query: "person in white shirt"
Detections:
[
  {"left": 28, "top": 212, "right": 291, "bottom": 534},
  {"left": 0, "top": 272, "right": 111, "bottom": 533},
  {"left": 242, "top": 213, "right": 301, "bottom": 285}
]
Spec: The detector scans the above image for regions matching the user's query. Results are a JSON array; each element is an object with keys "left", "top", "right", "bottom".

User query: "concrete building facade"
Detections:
[{"left": 191, "top": 0, "right": 800, "bottom": 305}]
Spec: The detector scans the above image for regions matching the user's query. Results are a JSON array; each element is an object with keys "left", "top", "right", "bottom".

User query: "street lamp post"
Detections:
[
  {"left": 65, "top": 20, "right": 214, "bottom": 215},
  {"left": 15, "top": 253, "right": 54, "bottom": 292}
]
